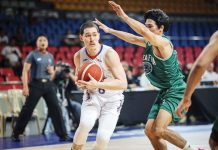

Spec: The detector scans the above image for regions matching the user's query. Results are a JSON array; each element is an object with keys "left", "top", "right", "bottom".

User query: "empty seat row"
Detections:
[{"left": 0, "top": 15, "right": 217, "bottom": 47}]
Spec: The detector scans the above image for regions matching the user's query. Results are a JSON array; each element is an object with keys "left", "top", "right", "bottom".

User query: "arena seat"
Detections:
[
  {"left": 193, "top": 47, "right": 202, "bottom": 59},
  {"left": 0, "top": 68, "right": 15, "bottom": 77},
  {"left": 0, "top": 76, "right": 4, "bottom": 82},
  {"left": 114, "top": 46, "right": 124, "bottom": 60},
  {"left": 6, "top": 76, "right": 21, "bottom": 82},
  {"left": 184, "top": 47, "right": 194, "bottom": 64},
  {"left": 0, "top": 85, "right": 14, "bottom": 91},
  {"left": 21, "top": 46, "right": 34, "bottom": 58},
  {"left": 136, "top": 47, "right": 144, "bottom": 55},
  {"left": 59, "top": 46, "right": 70, "bottom": 54},
  {"left": 175, "top": 47, "right": 185, "bottom": 69},
  {"left": 47, "top": 46, "right": 58, "bottom": 55}
]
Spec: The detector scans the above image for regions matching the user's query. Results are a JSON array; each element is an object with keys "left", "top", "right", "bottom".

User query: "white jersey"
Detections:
[{"left": 79, "top": 44, "right": 124, "bottom": 102}]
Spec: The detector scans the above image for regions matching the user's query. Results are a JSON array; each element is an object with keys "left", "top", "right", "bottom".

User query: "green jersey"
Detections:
[{"left": 142, "top": 37, "right": 185, "bottom": 90}]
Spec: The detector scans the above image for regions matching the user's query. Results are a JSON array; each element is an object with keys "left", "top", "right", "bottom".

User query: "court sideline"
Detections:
[{"left": 3, "top": 124, "right": 211, "bottom": 150}]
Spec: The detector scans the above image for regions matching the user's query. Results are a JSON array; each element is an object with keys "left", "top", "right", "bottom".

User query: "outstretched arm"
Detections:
[
  {"left": 108, "top": 1, "right": 168, "bottom": 48},
  {"left": 94, "top": 18, "right": 146, "bottom": 47},
  {"left": 176, "top": 31, "right": 218, "bottom": 117}
]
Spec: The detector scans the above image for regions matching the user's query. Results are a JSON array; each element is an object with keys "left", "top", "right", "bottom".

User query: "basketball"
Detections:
[{"left": 78, "top": 62, "right": 104, "bottom": 81}]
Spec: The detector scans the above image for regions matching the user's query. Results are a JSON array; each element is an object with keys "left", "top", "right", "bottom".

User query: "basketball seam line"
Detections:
[{"left": 81, "top": 62, "right": 95, "bottom": 81}]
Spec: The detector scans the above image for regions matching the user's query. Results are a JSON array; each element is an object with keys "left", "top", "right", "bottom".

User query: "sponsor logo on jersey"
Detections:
[
  {"left": 143, "top": 54, "right": 156, "bottom": 65},
  {"left": 143, "top": 62, "right": 152, "bottom": 75}
]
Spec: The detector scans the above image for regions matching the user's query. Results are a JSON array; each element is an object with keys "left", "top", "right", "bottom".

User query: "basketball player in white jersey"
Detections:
[{"left": 71, "top": 21, "right": 127, "bottom": 150}]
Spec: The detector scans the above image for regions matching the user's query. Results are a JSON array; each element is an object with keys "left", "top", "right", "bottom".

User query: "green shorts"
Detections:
[{"left": 148, "top": 84, "right": 186, "bottom": 123}]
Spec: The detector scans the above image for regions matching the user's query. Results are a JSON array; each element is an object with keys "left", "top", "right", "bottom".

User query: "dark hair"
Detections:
[
  {"left": 35, "top": 34, "right": 48, "bottom": 43},
  {"left": 144, "top": 9, "right": 169, "bottom": 32},
  {"left": 79, "top": 21, "right": 99, "bottom": 35},
  {"left": 37, "top": 34, "right": 48, "bottom": 39}
]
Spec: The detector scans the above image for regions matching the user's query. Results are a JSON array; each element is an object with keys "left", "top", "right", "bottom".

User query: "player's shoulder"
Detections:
[
  {"left": 209, "top": 31, "right": 218, "bottom": 44},
  {"left": 75, "top": 47, "right": 85, "bottom": 57},
  {"left": 46, "top": 51, "right": 53, "bottom": 57},
  {"left": 27, "top": 49, "right": 36, "bottom": 57},
  {"left": 212, "top": 31, "right": 218, "bottom": 39},
  {"left": 103, "top": 44, "right": 116, "bottom": 53}
]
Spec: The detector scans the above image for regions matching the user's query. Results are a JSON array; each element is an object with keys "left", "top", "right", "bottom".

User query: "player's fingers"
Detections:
[
  {"left": 88, "top": 73, "right": 95, "bottom": 80},
  {"left": 99, "top": 26, "right": 104, "bottom": 30},
  {"left": 94, "top": 18, "right": 100, "bottom": 23},
  {"left": 177, "top": 112, "right": 183, "bottom": 118},
  {"left": 94, "top": 19, "right": 104, "bottom": 27},
  {"left": 185, "top": 107, "right": 189, "bottom": 112},
  {"left": 176, "top": 107, "right": 183, "bottom": 118},
  {"left": 93, "top": 18, "right": 100, "bottom": 24},
  {"left": 108, "top": 1, "right": 115, "bottom": 5},
  {"left": 77, "top": 80, "right": 87, "bottom": 84},
  {"left": 108, "top": 1, "right": 117, "bottom": 10},
  {"left": 110, "top": 1, "right": 119, "bottom": 8}
]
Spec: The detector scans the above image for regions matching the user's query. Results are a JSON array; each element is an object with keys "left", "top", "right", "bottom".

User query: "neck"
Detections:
[
  {"left": 38, "top": 48, "right": 47, "bottom": 54},
  {"left": 86, "top": 44, "right": 101, "bottom": 56}
]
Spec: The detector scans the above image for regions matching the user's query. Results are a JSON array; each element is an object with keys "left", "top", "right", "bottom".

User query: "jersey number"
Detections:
[{"left": 98, "top": 88, "right": 105, "bottom": 94}]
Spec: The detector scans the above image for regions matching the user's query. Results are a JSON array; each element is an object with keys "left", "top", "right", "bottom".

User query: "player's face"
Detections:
[
  {"left": 145, "top": 19, "right": 162, "bottom": 35},
  {"left": 80, "top": 27, "right": 100, "bottom": 49},
  {"left": 37, "top": 36, "right": 48, "bottom": 51}
]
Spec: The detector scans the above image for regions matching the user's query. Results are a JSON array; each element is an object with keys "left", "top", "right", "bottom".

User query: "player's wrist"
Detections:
[
  {"left": 183, "top": 94, "right": 191, "bottom": 101},
  {"left": 108, "top": 28, "right": 112, "bottom": 33},
  {"left": 122, "top": 15, "right": 129, "bottom": 22}
]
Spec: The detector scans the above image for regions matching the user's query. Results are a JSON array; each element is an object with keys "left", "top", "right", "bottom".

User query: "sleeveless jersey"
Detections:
[
  {"left": 79, "top": 44, "right": 124, "bottom": 101},
  {"left": 142, "top": 37, "right": 185, "bottom": 89}
]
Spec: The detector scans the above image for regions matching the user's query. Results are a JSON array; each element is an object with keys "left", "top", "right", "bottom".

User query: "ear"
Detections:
[
  {"left": 160, "top": 25, "right": 164, "bottom": 32},
  {"left": 79, "top": 35, "right": 83, "bottom": 42}
]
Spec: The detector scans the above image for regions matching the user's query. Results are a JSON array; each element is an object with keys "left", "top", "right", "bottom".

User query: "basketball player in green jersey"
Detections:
[
  {"left": 176, "top": 31, "right": 218, "bottom": 150},
  {"left": 94, "top": 1, "right": 198, "bottom": 150}
]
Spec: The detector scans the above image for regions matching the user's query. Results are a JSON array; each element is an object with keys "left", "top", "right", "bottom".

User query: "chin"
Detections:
[{"left": 39, "top": 47, "right": 46, "bottom": 51}]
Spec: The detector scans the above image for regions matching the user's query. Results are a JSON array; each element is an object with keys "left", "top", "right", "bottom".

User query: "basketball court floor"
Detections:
[{"left": 1, "top": 124, "right": 211, "bottom": 150}]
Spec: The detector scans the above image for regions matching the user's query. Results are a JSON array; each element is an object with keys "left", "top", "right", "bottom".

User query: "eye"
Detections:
[{"left": 86, "top": 34, "right": 92, "bottom": 37}]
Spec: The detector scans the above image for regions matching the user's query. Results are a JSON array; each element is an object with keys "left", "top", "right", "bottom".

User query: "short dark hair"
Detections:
[
  {"left": 79, "top": 21, "right": 99, "bottom": 35},
  {"left": 144, "top": 9, "right": 169, "bottom": 32},
  {"left": 35, "top": 34, "right": 48, "bottom": 44},
  {"left": 37, "top": 34, "right": 48, "bottom": 39}
]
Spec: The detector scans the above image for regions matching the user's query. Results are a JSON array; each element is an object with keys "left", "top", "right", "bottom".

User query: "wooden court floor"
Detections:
[{"left": 7, "top": 124, "right": 211, "bottom": 150}]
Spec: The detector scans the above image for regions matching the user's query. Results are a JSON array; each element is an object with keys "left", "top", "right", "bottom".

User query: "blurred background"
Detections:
[{"left": 0, "top": 0, "right": 218, "bottom": 138}]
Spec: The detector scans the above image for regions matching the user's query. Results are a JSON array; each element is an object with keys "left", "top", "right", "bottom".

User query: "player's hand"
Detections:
[
  {"left": 77, "top": 74, "right": 98, "bottom": 90},
  {"left": 94, "top": 18, "right": 111, "bottom": 33},
  {"left": 47, "top": 65, "right": 55, "bottom": 75},
  {"left": 23, "top": 86, "right": 29, "bottom": 97},
  {"left": 108, "top": 1, "right": 128, "bottom": 20},
  {"left": 75, "top": 76, "right": 86, "bottom": 90},
  {"left": 176, "top": 97, "right": 192, "bottom": 118}
]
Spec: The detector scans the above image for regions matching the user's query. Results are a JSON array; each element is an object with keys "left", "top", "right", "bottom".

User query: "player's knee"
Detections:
[
  {"left": 78, "top": 120, "right": 94, "bottom": 132},
  {"left": 94, "top": 130, "right": 111, "bottom": 150},
  {"left": 153, "top": 126, "right": 165, "bottom": 138},
  {"left": 72, "top": 143, "right": 83, "bottom": 150},
  {"left": 92, "top": 139, "right": 108, "bottom": 150},
  {"left": 144, "top": 124, "right": 154, "bottom": 137}
]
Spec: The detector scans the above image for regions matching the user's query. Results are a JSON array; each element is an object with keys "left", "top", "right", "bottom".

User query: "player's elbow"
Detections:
[{"left": 195, "top": 60, "right": 208, "bottom": 69}]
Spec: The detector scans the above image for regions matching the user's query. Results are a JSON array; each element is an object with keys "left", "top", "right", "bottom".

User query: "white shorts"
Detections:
[{"left": 73, "top": 91, "right": 124, "bottom": 145}]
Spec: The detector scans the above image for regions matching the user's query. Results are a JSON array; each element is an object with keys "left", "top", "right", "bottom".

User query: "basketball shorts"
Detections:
[{"left": 148, "top": 84, "right": 186, "bottom": 123}]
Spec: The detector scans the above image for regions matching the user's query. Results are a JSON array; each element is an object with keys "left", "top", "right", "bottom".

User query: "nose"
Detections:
[{"left": 90, "top": 35, "right": 94, "bottom": 41}]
